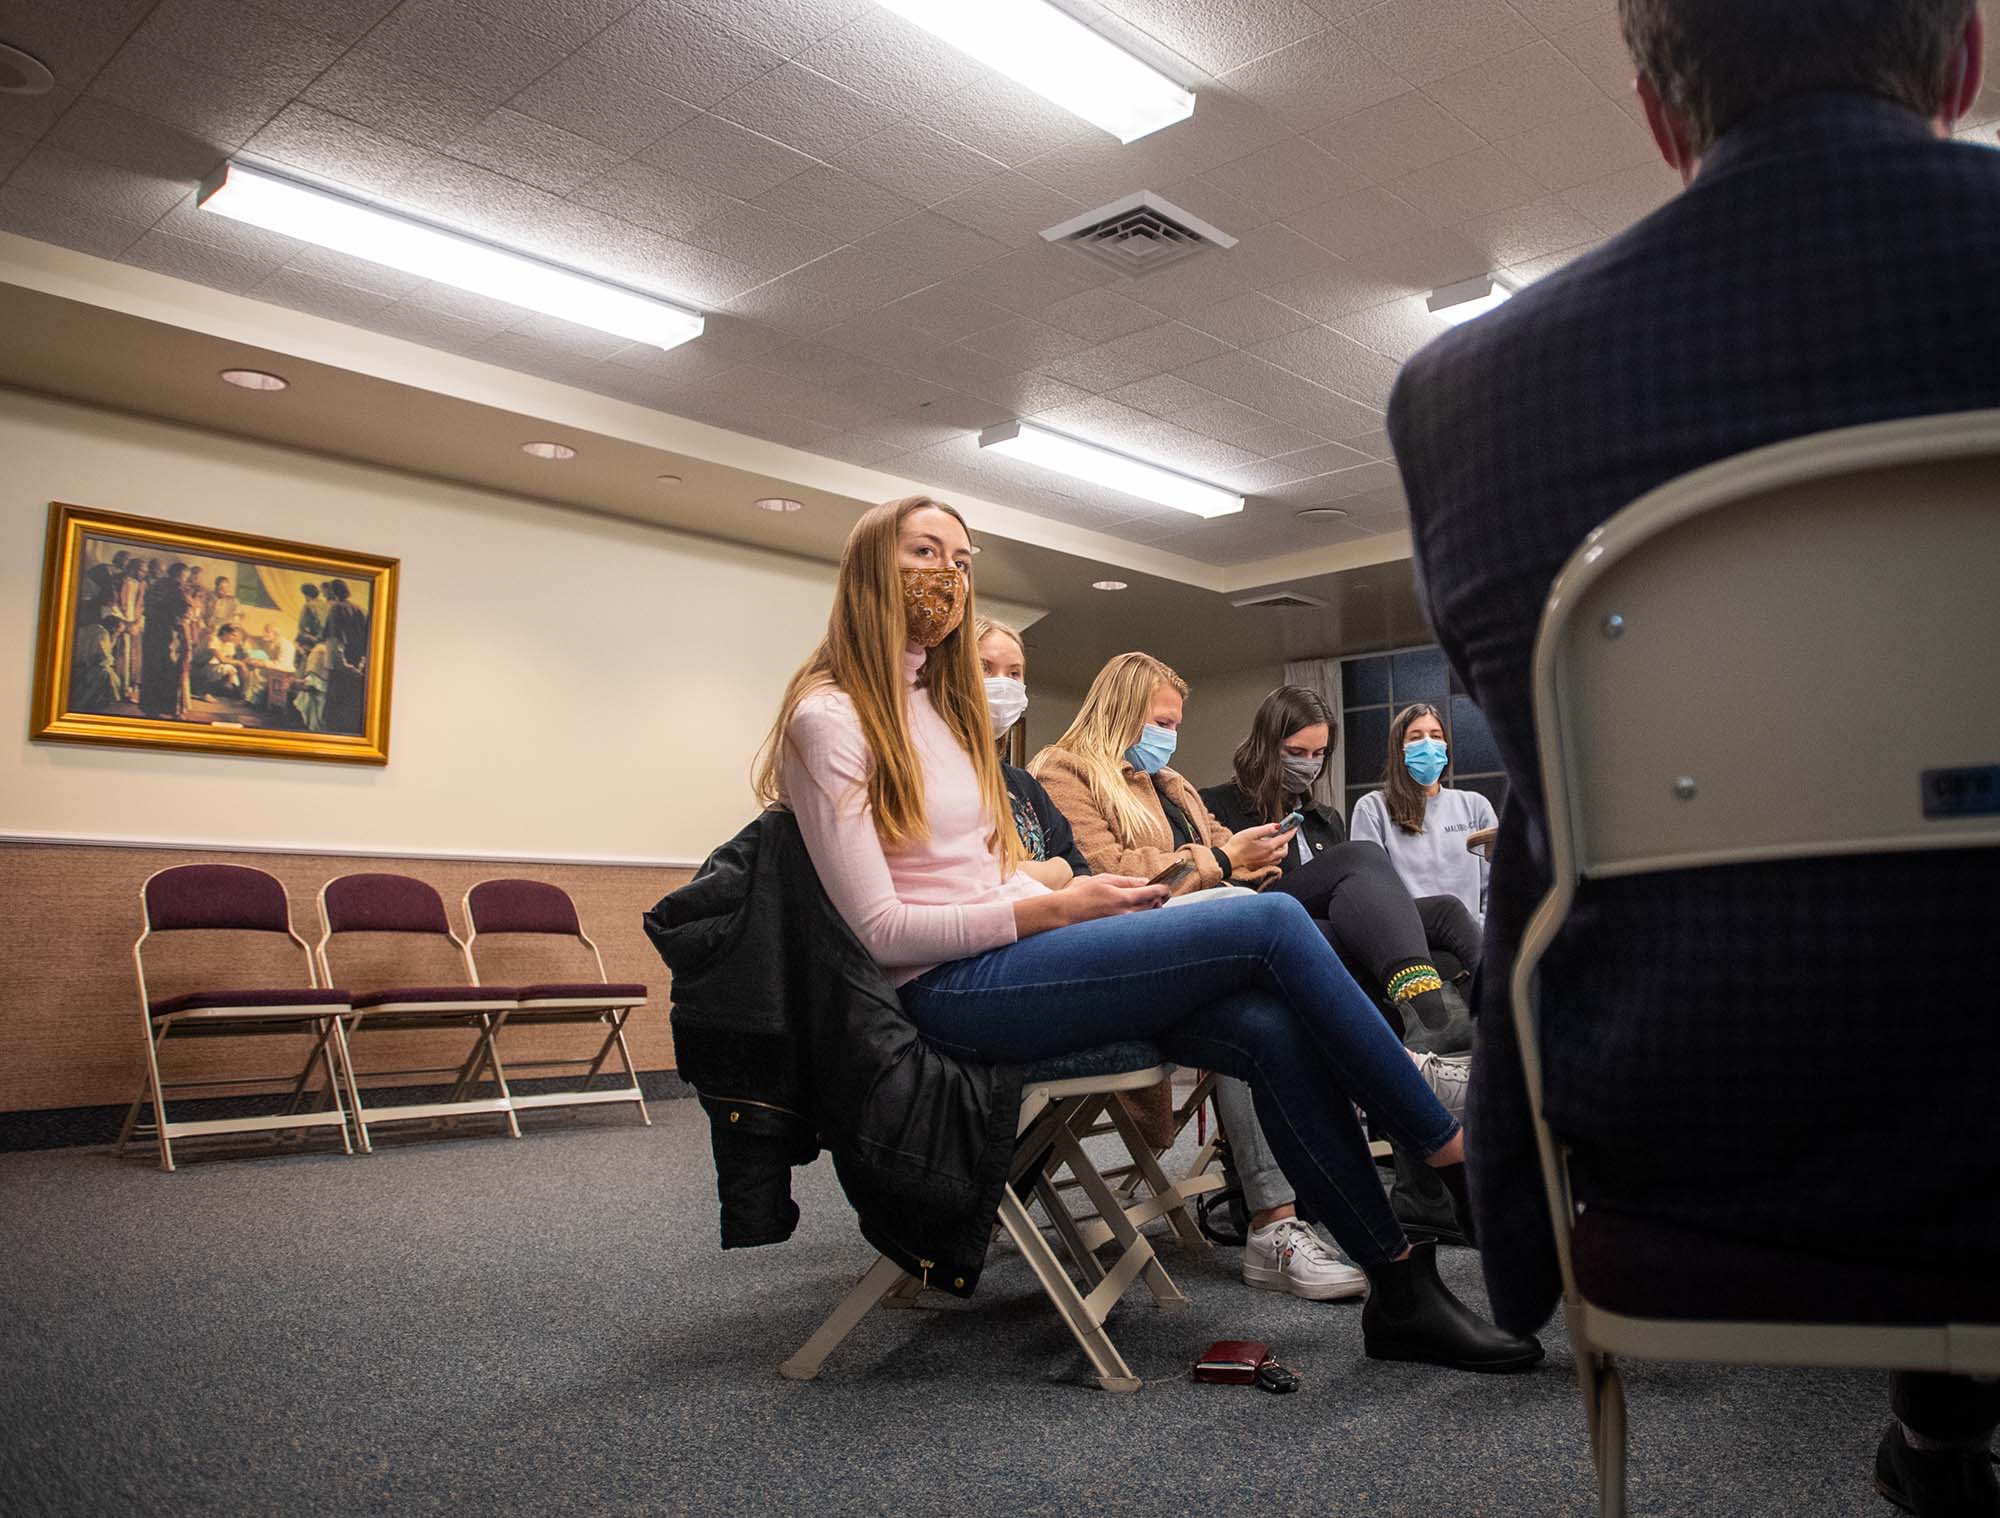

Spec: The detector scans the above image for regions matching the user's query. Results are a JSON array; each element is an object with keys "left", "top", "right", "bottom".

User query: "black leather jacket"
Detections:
[{"left": 643, "top": 810, "right": 1022, "bottom": 1297}]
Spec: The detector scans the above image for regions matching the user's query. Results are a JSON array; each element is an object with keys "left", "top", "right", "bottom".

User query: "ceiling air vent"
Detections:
[
  {"left": 1231, "top": 590, "right": 1327, "bottom": 610},
  {"left": 1042, "top": 192, "right": 1237, "bottom": 277}
]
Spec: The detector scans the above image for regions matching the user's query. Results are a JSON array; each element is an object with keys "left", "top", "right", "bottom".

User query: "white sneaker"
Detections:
[
  {"left": 1412, "top": 1051, "right": 1471, "bottom": 1122},
  {"left": 1242, "top": 1218, "right": 1368, "bottom": 1301}
]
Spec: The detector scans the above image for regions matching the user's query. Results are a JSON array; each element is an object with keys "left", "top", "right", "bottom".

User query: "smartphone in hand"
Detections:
[
  {"left": 1277, "top": 810, "right": 1304, "bottom": 833},
  {"left": 1147, "top": 859, "right": 1197, "bottom": 892}
]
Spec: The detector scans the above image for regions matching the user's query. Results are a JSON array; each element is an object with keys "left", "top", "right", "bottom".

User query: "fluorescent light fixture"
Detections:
[
  {"left": 1428, "top": 274, "right": 1515, "bottom": 326},
  {"left": 198, "top": 161, "right": 704, "bottom": 351},
  {"left": 979, "top": 421, "right": 1244, "bottom": 519},
  {"left": 871, "top": 0, "right": 1194, "bottom": 143}
]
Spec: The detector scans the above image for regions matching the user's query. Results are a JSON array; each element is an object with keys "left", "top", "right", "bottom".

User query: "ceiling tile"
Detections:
[
  {"left": 504, "top": 47, "right": 698, "bottom": 154},
  {"left": 681, "top": 0, "right": 872, "bottom": 58},
  {"left": 500, "top": 309, "right": 633, "bottom": 360},
  {"left": 1247, "top": 323, "right": 1402, "bottom": 406},
  {"left": 1328, "top": 294, "right": 1450, "bottom": 362},
  {"left": 752, "top": 163, "right": 920, "bottom": 240},
  {"left": 242, "top": 102, "right": 433, "bottom": 195},
  {"left": 0, "top": 183, "right": 151, "bottom": 258},
  {"left": 929, "top": 171, "right": 1082, "bottom": 245},
  {"left": 151, "top": 188, "right": 302, "bottom": 261},
  {"left": 1494, "top": 98, "right": 1654, "bottom": 190},
  {"left": 569, "top": 159, "right": 740, "bottom": 240},
  {"left": 0, "top": 130, "right": 35, "bottom": 178},
  {"left": 1175, "top": 348, "right": 1381, "bottom": 437},
  {"left": 1503, "top": 239, "right": 1597, "bottom": 283},
  {"left": 1036, "top": 287, "right": 1166, "bottom": 343},
  {"left": 852, "top": 211, "right": 1010, "bottom": 279},
  {"left": 768, "top": 383, "right": 891, "bottom": 431},
  {"left": 1, "top": 0, "right": 153, "bottom": 84},
  {"left": 1219, "top": 441, "right": 1371, "bottom": 490},
  {"left": 339, "top": 0, "right": 557, "bottom": 103},
  {"left": 1102, "top": 0, "right": 1333, "bottom": 75},
  {"left": 679, "top": 202, "right": 843, "bottom": 275},
  {"left": 251, "top": 0, "right": 401, "bottom": 43},
  {"left": 790, "top": 7, "right": 986, "bottom": 106},
  {"left": 1145, "top": 88, "right": 1295, "bottom": 181},
  {"left": 359, "top": 299, "right": 510, "bottom": 351},
  {"left": 710, "top": 61, "right": 903, "bottom": 156},
  {"left": 1559, "top": 157, "right": 1680, "bottom": 236},
  {"left": 1341, "top": 228, "right": 1490, "bottom": 289},
  {"left": 958, "top": 316, "right": 1094, "bottom": 369},
  {"left": 281, "top": 243, "right": 426, "bottom": 296},
  {"left": 1154, "top": 174, "right": 1277, "bottom": 237},
  {"left": 1262, "top": 260, "right": 1410, "bottom": 321},
  {"left": 947, "top": 243, "right": 1108, "bottom": 316},
  {"left": 0, "top": 86, "right": 76, "bottom": 140},
  {"left": 390, "top": 150, "right": 571, "bottom": 243},
  {"left": 1115, "top": 254, "right": 1252, "bottom": 319},
  {"left": 444, "top": 108, "right": 626, "bottom": 193},
  {"left": 8, "top": 141, "right": 189, "bottom": 227},
  {"left": 1508, "top": 0, "right": 1614, "bottom": 34},
  {"left": 1343, "top": 426, "right": 1394, "bottom": 458},
  {"left": 1236, "top": 419, "right": 1330, "bottom": 456},
  {"left": 1284, "top": 185, "right": 1437, "bottom": 259},
  {"left": 1423, "top": 38, "right": 1605, "bottom": 139},
  {"left": 1102, "top": 320, "right": 1232, "bottom": 373},
  {"left": 602, "top": 337, "right": 737, "bottom": 385},
  {"left": 1456, "top": 188, "right": 1601, "bottom": 264},
  {"left": 1218, "top": 29, "right": 1411, "bottom": 132},
  {"left": 120, "top": 227, "right": 287, "bottom": 292},
  {"left": 1339, "top": 0, "right": 1539, "bottom": 86},
  {"left": 85, "top": 42, "right": 291, "bottom": 146},
  {"left": 638, "top": 113, "right": 815, "bottom": 200},
  {"left": 1307, "top": 91, "right": 1483, "bottom": 181},
  {"left": 306, "top": 48, "right": 495, "bottom": 151},
  {"left": 1200, "top": 138, "right": 1368, "bottom": 221},
  {"left": 1178, "top": 290, "right": 1316, "bottom": 345},
  {"left": 683, "top": 310, "right": 788, "bottom": 360},
  {"left": 1547, "top": 13, "right": 1638, "bottom": 104},
  {"left": 607, "top": 233, "right": 770, "bottom": 306},
  {"left": 1222, "top": 222, "right": 1343, "bottom": 290},
  {"left": 1036, "top": 342, "right": 1168, "bottom": 394},
  {"left": 883, "top": 284, "right": 1018, "bottom": 343},
  {"left": 459, "top": 0, "right": 638, "bottom": 52},
  {"left": 247, "top": 264, "right": 397, "bottom": 323},
  {"left": 133, "top": 0, "right": 348, "bottom": 95},
  {"left": 834, "top": 119, "right": 1005, "bottom": 208},
  {"left": 582, "top": 1, "right": 786, "bottom": 110},
  {"left": 917, "top": 75, "right": 1095, "bottom": 167},
  {"left": 1388, "top": 146, "right": 1544, "bottom": 224},
  {"left": 48, "top": 96, "right": 230, "bottom": 182}
]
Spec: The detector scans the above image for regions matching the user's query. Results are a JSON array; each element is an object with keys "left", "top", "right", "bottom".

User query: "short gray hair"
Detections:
[{"left": 1617, "top": 0, "right": 1976, "bottom": 153}]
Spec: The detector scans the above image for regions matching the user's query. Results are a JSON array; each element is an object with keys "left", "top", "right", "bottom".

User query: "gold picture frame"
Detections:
[{"left": 30, "top": 503, "right": 399, "bottom": 765}]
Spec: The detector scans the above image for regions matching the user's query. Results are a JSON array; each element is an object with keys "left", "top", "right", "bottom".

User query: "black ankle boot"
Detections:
[
  {"left": 1432, "top": 1160, "right": 1479, "bottom": 1246},
  {"left": 1361, "top": 1242, "right": 1543, "bottom": 1373}
]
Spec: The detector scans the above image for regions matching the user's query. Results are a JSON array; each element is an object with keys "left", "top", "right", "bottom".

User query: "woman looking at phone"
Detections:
[{"left": 761, "top": 495, "right": 1538, "bottom": 1372}]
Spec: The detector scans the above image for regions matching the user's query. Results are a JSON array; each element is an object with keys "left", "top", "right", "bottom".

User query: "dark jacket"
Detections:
[
  {"left": 643, "top": 810, "right": 1022, "bottom": 1297},
  {"left": 1002, "top": 762, "right": 1090, "bottom": 876},
  {"left": 1389, "top": 94, "right": 2000, "bottom": 1333},
  {"left": 1200, "top": 778, "right": 1345, "bottom": 874}
]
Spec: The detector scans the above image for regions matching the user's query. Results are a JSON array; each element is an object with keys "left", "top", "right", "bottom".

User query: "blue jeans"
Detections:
[{"left": 901, "top": 892, "right": 1459, "bottom": 1267}]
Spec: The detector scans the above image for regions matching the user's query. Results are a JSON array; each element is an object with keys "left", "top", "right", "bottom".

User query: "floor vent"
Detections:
[
  {"left": 1231, "top": 589, "right": 1327, "bottom": 610},
  {"left": 1042, "top": 192, "right": 1236, "bottom": 277}
]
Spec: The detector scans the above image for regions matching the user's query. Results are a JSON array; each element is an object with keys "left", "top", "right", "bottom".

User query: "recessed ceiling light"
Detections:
[
  {"left": 219, "top": 368, "right": 288, "bottom": 391},
  {"left": 521, "top": 441, "right": 576, "bottom": 460},
  {"left": 656, "top": 473, "right": 682, "bottom": 484},
  {"left": 0, "top": 42, "right": 54, "bottom": 96},
  {"left": 1428, "top": 274, "right": 1515, "bottom": 325},
  {"left": 198, "top": 162, "right": 704, "bottom": 351},
  {"left": 979, "top": 421, "right": 1243, "bottom": 518},
  {"left": 1092, "top": 580, "right": 1129, "bottom": 592},
  {"left": 754, "top": 497, "right": 803, "bottom": 513},
  {"left": 1295, "top": 507, "right": 1350, "bottom": 521},
  {"left": 872, "top": 0, "right": 1194, "bottom": 143},
  {"left": 968, "top": 544, "right": 982, "bottom": 554}
]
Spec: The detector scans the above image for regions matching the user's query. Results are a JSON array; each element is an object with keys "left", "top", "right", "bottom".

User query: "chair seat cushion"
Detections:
[
  {"left": 512, "top": 981, "right": 647, "bottom": 1002},
  {"left": 350, "top": 984, "right": 518, "bottom": 1009},
  {"left": 1573, "top": 1209, "right": 2000, "bottom": 1325},
  {"left": 1019, "top": 1041, "right": 1167, "bottom": 1085},
  {"left": 152, "top": 988, "right": 350, "bottom": 1016}
]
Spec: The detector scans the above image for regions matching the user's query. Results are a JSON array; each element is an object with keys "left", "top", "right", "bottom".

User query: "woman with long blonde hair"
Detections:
[{"left": 765, "top": 496, "right": 1538, "bottom": 1374}]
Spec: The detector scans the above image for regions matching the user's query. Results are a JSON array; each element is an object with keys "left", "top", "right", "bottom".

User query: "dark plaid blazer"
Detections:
[{"left": 1389, "top": 94, "right": 2000, "bottom": 1334}]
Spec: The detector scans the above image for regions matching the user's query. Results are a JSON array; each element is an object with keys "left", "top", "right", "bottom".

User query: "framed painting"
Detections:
[{"left": 30, "top": 503, "right": 399, "bottom": 765}]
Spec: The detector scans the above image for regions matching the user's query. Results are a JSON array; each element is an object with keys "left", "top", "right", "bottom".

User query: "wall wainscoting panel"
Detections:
[{"left": 0, "top": 839, "right": 694, "bottom": 1120}]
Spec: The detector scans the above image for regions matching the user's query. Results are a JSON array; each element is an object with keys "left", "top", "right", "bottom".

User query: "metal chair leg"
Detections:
[
  {"left": 995, "top": 1189, "right": 1141, "bottom": 1392},
  {"left": 780, "top": 1255, "right": 911, "bottom": 1380}
]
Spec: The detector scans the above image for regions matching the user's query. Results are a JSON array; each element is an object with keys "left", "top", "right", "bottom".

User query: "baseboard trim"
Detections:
[
  {"left": 0, "top": 1068, "right": 696, "bottom": 1153},
  {"left": 0, "top": 829, "right": 706, "bottom": 870}
]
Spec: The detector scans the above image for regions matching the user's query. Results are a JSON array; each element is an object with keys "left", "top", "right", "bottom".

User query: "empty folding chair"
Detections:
[
  {"left": 316, "top": 872, "right": 520, "bottom": 1150},
  {"left": 461, "top": 878, "right": 650, "bottom": 1126},
  {"left": 124, "top": 863, "right": 355, "bottom": 1172}
]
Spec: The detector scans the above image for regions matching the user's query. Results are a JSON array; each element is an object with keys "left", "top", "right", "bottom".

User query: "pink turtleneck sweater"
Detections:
[{"left": 780, "top": 646, "right": 1049, "bottom": 985}]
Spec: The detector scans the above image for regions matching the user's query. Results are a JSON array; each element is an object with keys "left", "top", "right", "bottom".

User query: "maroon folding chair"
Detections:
[
  {"left": 461, "top": 879, "right": 650, "bottom": 1127},
  {"left": 125, "top": 864, "right": 356, "bottom": 1171},
  {"left": 315, "top": 873, "right": 520, "bottom": 1149}
]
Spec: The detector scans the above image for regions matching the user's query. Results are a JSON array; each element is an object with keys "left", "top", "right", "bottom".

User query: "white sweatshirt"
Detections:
[{"left": 1349, "top": 786, "right": 1497, "bottom": 925}]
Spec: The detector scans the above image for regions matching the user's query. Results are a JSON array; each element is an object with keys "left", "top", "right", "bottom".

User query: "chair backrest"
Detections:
[
  {"left": 317, "top": 872, "right": 472, "bottom": 987},
  {"left": 1531, "top": 409, "right": 2000, "bottom": 893},
  {"left": 463, "top": 878, "right": 606, "bottom": 984},
  {"left": 136, "top": 864, "right": 318, "bottom": 1006}
]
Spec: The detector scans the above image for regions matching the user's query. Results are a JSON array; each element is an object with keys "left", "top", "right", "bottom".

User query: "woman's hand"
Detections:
[
  {"left": 1013, "top": 873, "right": 1167, "bottom": 937},
  {"left": 1223, "top": 822, "right": 1295, "bottom": 875}
]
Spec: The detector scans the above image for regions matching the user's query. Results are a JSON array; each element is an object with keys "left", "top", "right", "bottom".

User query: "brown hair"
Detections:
[
  {"left": 1231, "top": 685, "right": 1336, "bottom": 828},
  {"left": 755, "top": 496, "right": 1021, "bottom": 868},
  {"left": 1618, "top": 0, "right": 1976, "bottom": 154},
  {"left": 1382, "top": 702, "right": 1445, "bottom": 836}
]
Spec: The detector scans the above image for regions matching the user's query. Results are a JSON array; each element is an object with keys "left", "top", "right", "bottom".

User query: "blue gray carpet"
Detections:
[{"left": 0, "top": 1100, "right": 1896, "bottom": 1516}]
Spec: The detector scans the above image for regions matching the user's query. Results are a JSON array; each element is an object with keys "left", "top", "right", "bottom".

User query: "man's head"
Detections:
[{"left": 1619, "top": 0, "right": 1984, "bottom": 179}]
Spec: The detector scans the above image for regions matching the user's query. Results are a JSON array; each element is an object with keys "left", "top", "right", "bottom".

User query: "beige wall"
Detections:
[
  {"left": 2, "top": 389, "right": 833, "bottom": 863},
  {"left": 1173, "top": 663, "right": 1284, "bottom": 794}
]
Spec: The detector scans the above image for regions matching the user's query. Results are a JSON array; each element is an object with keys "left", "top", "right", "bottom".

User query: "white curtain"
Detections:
[{"left": 1283, "top": 657, "right": 1343, "bottom": 816}]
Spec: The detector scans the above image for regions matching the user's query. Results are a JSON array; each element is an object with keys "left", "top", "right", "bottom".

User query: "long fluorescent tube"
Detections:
[
  {"left": 871, "top": 0, "right": 1194, "bottom": 143},
  {"left": 1428, "top": 274, "right": 1514, "bottom": 326},
  {"left": 198, "top": 161, "right": 704, "bottom": 351},
  {"left": 980, "top": 421, "right": 1244, "bottom": 518}
]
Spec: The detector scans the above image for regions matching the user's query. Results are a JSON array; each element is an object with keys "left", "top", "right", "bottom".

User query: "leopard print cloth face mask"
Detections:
[{"left": 901, "top": 566, "right": 968, "bottom": 648}]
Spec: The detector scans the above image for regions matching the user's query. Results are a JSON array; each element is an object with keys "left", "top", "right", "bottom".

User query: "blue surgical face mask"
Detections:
[
  {"left": 1403, "top": 736, "right": 1449, "bottom": 786},
  {"left": 1125, "top": 722, "right": 1178, "bottom": 775}
]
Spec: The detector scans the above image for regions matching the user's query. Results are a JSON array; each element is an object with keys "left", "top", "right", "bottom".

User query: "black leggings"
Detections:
[{"left": 1264, "top": 842, "right": 1481, "bottom": 989}]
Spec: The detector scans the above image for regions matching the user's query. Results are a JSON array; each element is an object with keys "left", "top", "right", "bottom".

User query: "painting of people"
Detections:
[{"left": 32, "top": 505, "right": 398, "bottom": 764}]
